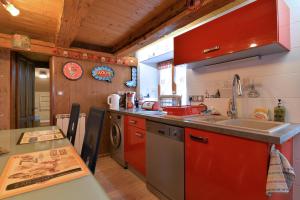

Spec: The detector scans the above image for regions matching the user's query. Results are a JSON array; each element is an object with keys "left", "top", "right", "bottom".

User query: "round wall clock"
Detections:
[{"left": 62, "top": 62, "right": 83, "bottom": 80}]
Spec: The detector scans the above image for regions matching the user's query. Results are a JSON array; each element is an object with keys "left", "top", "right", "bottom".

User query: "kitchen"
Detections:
[{"left": 0, "top": 0, "right": 300, "bottom": 200}]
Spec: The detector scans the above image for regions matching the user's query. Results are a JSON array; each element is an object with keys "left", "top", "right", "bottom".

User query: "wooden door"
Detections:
[{"left": 16, "top": 55, "right": 35, "bottom": 128}]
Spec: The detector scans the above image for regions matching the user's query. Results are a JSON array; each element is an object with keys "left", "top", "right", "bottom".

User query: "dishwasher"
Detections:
[{"left": 146, "top": 121, "right": 184, "bottom": 200}]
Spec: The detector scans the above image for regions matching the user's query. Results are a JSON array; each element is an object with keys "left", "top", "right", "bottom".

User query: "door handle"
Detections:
[
  {"left": 190, "top": 134, "right": 208, "bottom": 144},
  {"left": 129, "top": 120, "right": 137, "bottom": 124},
  {"left": 203, "top": 46, "right": 220, "bottom": 54},
  {"left": 135, "top": 132, "right": 143, "bottom": 138}
]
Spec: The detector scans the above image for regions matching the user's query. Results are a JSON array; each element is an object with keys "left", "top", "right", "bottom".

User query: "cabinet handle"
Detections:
[
  {"left": 135, "top": 132, "right": 143, "bottom": 138},
  {"left": 203, "top": 46, "right": 220, "bottom": 54},
  {"left": 190, "top": 134, "right": 208, "bottom": 144},
  {"left": 129, "top": 120, "right": 137, "bottom": 124}
]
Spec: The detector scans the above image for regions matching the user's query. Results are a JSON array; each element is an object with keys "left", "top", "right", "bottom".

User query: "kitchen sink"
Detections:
[
  {"left": 216, "top": 119, "right": 290, "bottom": 133},
  {"left": 184, "top": 115, "right": 228, "bottom": 123}
]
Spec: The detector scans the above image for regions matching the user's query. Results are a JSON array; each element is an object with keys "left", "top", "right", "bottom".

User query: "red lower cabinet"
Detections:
[
  {"left": 185, "top": 128, "right": 270, "bottom": 200},
  {"left": 124, "top": 116, "right": 146, "bottom": 176}
]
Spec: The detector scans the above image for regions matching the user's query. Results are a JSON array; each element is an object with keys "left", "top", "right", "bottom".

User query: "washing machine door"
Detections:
[{"left": 110, "top": 122, "right": 121, "bottom": 149}]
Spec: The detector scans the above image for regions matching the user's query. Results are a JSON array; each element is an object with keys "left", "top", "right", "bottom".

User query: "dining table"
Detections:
[{"left": 0, "top": 126, "right": 110, "bottom": 200}]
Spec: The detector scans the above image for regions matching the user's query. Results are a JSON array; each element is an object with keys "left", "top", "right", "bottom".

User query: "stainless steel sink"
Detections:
[
  {"left": 216, "top": 119, "right": 290, "bottom": 133},
  {"left": 184, "top": 115, "right": 229, "bottom": 123}
]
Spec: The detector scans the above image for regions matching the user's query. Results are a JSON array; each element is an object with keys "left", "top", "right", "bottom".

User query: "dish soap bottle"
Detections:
[{"left": 274, "top": 99, "right": 286, "bottom": 122}]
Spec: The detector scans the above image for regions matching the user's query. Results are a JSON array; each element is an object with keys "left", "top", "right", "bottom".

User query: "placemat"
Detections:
[
  {"left": 17, "top": 129, "right": 66, "bottom": 145},
  {"left": 0, "top": 146, "right": 89, "bottom": 199}
]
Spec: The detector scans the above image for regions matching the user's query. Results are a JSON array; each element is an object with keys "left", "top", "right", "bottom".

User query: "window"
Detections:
[
  {"left": 175, "top": 65, "right": 187, "bottom": 105},
  {"left": 158, "top": 60, "right": 187, "bottom": 105},
  {"left": 158, "top": 61, "right": 173, "bottom": 95}
]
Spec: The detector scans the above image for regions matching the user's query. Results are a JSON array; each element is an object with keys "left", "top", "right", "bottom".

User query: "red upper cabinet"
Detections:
[{"left": 174, "top": 0, "right": 290, "bottom": 67}]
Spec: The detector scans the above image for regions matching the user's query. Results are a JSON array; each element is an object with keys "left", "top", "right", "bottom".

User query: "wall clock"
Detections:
[
  {"left": 62, "top": 62, "right": 83, "bottom": 80},
  {"left": 92, "top": 66, "right": 114, "bottom": 82}
]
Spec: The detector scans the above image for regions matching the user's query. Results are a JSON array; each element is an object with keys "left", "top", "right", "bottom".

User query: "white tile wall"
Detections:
[{"left": 186, "top": 1, "right": 300, "bottom": 199}]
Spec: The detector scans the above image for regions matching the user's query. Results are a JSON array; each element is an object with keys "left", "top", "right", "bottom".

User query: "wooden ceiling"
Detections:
[
  {"left": 0, "top": 0, "right": 237, "bottom": 56},
  {"left": 75, "top": 0, "right": 178, "bottom": 48},
  {"left": 0, "top": 0, "right": 63, "bottom": 42}
]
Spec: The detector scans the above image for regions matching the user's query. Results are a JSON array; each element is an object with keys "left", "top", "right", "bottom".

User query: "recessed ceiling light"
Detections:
[{"left": 1, "top": 0, "right": 20, "bottom": 16}]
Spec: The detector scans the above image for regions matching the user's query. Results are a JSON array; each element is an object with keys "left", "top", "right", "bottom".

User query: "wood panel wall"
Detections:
[
  {"left": 0, "top": 49, "right": 11, "bottom": 130},
  {"left": 50, "top": 56, "right": 135, "bottom": 154}
]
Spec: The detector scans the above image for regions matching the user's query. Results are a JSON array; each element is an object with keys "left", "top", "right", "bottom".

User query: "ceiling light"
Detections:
[
  {"left": 1, "top": 0, "right": 20, "bottom": 16},
  {"left": 39, "top": 71, "right": 48, "bottom": 79}
]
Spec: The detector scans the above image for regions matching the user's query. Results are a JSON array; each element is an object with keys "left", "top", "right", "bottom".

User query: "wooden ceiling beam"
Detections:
[
  {"left": 113, "top": 0, "right": 235, "bottom": 56},
  {"left": 55, "top": 0, "right": 95, "bottom": 48}
]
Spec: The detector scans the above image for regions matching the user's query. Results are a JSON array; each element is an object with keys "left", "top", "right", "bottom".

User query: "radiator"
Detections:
[{"left": 56, "top": 113, "right": 86, "bottom": 154}]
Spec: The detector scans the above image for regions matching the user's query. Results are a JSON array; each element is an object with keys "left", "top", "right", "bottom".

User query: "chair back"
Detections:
[
  {"left": 81, "top": 107, "right": 105, "bottom": 173},
  {"left": 67, "top": 103, "right": 80, "bottom": 145}
]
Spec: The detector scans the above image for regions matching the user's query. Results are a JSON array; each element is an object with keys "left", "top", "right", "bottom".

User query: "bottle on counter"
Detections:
[
  {"left": 134, "top": 98, "right": 139, "bottom": 108},
  {"left": 274, "top": 99, "right": 286, "bottom": 122}
]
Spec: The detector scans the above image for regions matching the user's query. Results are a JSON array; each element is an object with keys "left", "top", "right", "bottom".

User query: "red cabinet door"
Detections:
[
  {"left": 185, "top": 128, "right": 270, "bottom": 200},
  {"left": 126, "top": 115, "right": 146, "bottom": 130},
  {"left": 174, "top": 0, "right": 290, "bottom": 66},
  {"left": 124, "top": 116, "right": 146, "bottom": 176}
]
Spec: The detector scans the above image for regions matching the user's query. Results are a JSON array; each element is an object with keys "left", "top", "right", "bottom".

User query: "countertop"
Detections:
[{"left": 109, "top": 108, "right": 300, "bottom": 144}]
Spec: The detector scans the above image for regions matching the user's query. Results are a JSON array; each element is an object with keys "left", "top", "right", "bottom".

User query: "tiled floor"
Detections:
[{"left": 95, "top": 156, "right": 158, "bottom": 200}]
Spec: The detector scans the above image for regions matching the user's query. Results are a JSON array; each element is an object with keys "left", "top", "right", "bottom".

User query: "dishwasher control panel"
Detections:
[{"left": 146, "top": 121, "right": 184, "bottom": 142}]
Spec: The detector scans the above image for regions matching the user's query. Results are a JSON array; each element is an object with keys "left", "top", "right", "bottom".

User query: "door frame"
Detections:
[{"left": 10, "top": 51, "right": 52, "bottom": 128}]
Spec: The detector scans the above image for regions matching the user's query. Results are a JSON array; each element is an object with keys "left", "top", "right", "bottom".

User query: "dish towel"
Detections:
[{"left": 266, "top": 145, "right": 296, "bottom": 196}]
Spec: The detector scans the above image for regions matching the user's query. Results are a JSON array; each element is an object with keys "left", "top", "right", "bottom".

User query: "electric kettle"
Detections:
[{"left": 107, "top": 94, "right": 120, "bottom": 110}]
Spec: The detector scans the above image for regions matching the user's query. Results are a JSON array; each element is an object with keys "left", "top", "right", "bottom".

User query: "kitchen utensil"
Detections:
[{"left": 107, "top": 94, "right": 120, "bottom": 110}]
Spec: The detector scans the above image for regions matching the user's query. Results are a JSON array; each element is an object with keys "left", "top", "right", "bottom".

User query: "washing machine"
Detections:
[{"left": 109, "top": 113, "right": 127, "bottom": 168}]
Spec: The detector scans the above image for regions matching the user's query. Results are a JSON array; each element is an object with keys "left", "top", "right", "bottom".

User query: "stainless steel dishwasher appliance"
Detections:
[{"left": 146, "top": 121, "right": 184, "bottom": 200}]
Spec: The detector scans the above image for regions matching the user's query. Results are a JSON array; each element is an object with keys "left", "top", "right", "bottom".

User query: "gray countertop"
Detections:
[{"left": 109, "top": 108, "right": 300, "bottom": 144}]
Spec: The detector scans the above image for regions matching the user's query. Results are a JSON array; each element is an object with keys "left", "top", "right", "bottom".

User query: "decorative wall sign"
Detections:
[
  {"left": 92, "top": 66, "right": 114, "bottom": 82},
  {"left": 125, "top": 67, "right": 137, "bottom": 88},
  {"left": 62, "top": 62, "right": 83, "bottom": 80}
]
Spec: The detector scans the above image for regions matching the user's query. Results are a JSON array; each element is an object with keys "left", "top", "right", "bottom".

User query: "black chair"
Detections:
[
  {"left": 66, "top": 103, "right": 80, "bottom": 145},
  {"left": 81, "top": 107, "right": 105, "bottom": 173}
]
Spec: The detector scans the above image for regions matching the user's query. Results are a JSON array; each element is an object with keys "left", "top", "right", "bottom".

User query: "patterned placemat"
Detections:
[{"left": 0, "top": 146, "right": 89, "bottom": 199}]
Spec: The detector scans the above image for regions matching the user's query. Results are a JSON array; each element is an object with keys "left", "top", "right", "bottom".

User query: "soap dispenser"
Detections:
[{"left": 274, "top": 99, "right": 286, "bottom": 122}]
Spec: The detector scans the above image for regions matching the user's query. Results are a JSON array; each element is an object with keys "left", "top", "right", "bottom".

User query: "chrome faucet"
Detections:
[{"left": 228, "top": 74, "right": 243, "bottom": 119}]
